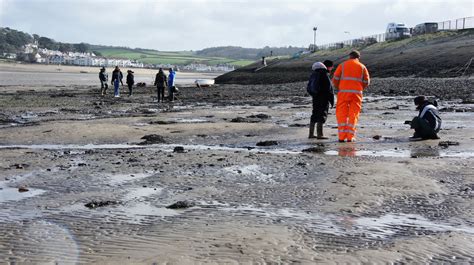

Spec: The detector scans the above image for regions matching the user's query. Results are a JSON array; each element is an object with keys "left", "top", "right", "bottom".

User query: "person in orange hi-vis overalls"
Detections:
[{"left": 332, "top": 50, "right": 370, "bottom": 142}]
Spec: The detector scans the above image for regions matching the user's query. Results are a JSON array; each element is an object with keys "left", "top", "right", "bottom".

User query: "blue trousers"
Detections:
[{"left": 114, "top": 80, "right": 120, "bottom": 96}]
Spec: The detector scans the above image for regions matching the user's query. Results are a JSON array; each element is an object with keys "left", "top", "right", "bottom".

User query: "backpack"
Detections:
[{"left": 306, "top": 71, "right": 321, "bottom": 96}]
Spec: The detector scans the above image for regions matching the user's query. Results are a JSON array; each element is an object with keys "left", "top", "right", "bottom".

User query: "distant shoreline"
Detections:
[{"left": 0, "top": 61, "right": 226, "bottom": 76}]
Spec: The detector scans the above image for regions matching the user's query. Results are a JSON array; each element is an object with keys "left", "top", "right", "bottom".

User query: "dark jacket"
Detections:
[
  {"left": 154, "top": 71, "right": 168, "bottom": 88},
  {"left": 308, "top": 65, "right": 334, "bottom": 123},
  {"left": 126, "top": 73, "right": 134, "bottom": 85},
  {"left": 111, "top": 69, "right": 123, "bottom": 84},
  {"left": 99, "top": 71, "right": 108, "bottom": 82},
  {"left": 418, "top": 102, "right": 441, "bottom": 132}
]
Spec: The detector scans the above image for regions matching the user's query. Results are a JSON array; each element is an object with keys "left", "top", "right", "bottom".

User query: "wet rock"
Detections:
[
  {"left": 373, "top": 135, "right": 382, "bottom": 140},
  {"left": 438, "top": 141, "right": 460, "bottom": 147},
  {"left": 84, "top": 200, "right": 120, "bottom": 209},
  {"left": 78, "top": 163, "right": 87, "bottom": 167},
  {"left": 288, "top": 124, "right": 307, "bottom": 127},
  {"left": 139, "top": 134, "right": 166, "bottom": 145},
  {"left": 256, "top": 140, "right": 278, "bottom": 146},
  {"left": 382, "top": 112, "right": 395, "bottom": 115},
  {"left": 149, "top": 120, "right": 177, "bottom": 125},
  {"left": 247, "top": 113, "right": 271, "bottom": 119},
  {"left": 12, "top": 163, "right": 29, "bottom": 169},
  {"left": 230, "top": 117, "right": 260, "bottom": 123},
  {"left": 173, "top": 146, "right": 185, "bottom": 153},
  {"left": 18, "top": 186, "right": 29, "bottom": 192},
  {"left": 141, "top": 109, "right": 159, "bottom": 114},
  {"left": 302, "top": 145, "right": 326, "bottom": 153},
  {"left": 166, "top": 200, "right": 195, "bottom": 209}
]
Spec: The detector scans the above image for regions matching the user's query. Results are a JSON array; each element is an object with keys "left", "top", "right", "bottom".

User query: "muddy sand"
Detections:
[{"left": 0, "top": 72, "right": 473, "bottom": 263}]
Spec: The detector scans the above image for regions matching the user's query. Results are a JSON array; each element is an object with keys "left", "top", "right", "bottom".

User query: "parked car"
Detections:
[{"left": 412, "top": 22, "right": 438, "bottom": 35}]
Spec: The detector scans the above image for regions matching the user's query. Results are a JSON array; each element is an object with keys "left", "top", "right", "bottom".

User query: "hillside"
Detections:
[
  {"left": 90, "top": 46, "right": 253, "bottom": 67},
  {"left": 215, "top": 30, "right": 474, "bottom": 84},
  {"left": 196, "top": 46, "right": 305, "bottom": 60}
]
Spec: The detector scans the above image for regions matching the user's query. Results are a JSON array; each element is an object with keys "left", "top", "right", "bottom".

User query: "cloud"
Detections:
[{"left": 0, "top": 0, "right": 472, "bottom": 50}]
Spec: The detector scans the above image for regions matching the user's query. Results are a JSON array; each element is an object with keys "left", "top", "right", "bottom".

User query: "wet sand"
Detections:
[{"left": 0, "top": 68, "right": 473, "bottom": 263}]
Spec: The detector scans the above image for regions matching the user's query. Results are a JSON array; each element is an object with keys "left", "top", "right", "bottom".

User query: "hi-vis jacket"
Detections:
[{"left": 332, "top": 58, "right": 370, "bottom": 94}]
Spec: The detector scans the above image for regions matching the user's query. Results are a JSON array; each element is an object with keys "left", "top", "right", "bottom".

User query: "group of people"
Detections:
[
  {"left": 99, "top": 67, "right": 177, "bottom": 101},
  {"left": 308, "top": 50, "right": 441, "bottom": 142}
]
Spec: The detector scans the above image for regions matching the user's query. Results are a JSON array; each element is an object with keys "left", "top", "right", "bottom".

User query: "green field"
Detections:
[{"left": 93, "top": 47, "right": 254, "bottom": 67}]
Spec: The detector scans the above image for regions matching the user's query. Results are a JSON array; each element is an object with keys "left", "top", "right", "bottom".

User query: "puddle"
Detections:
[
  {"left": 220, "top": 205, "right": 474, "bottom": 238},
  {"left": 0, "top": 185, "right": 46, "bottom": 203},
  {"left": 224, "top": 165, "right": 274, "bottom": 182},
  {"left": 172, "top": 118, "right": 210, "bottom": 123},
  {"left": 325, "top": 148, "right": 474, "bottom": 158},
  {"left": 115, "top": 203, "right": 179, "bottom": 223},
  {"left": 125, "top": 187, "right": 163, "bottom": 201},
  {"left": 0, "top": 144, "right": 146, "bottom": 150},
  {"left": 0, "top": 171, "right": 47, "bottom": 203},
  {"left": 107, "top": 172, "right": 155, "bottom": 185}
]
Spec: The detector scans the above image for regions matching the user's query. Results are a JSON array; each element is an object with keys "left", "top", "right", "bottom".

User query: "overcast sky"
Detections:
[{"left": 0, "top": 0, "right": 472, "bottom": 51}]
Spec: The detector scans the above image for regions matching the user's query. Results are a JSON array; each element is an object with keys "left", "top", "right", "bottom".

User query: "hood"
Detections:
[{"left": 311, "top": 62, "right": 327, "bottom": 71}]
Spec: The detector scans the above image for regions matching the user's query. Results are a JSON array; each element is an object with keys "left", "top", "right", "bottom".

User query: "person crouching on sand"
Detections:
[
  {"left": 406, "top": 96, "right": 441, "bottom": 141},
  {"left": 307, "top": 60, "right": 334, "bottom": 139},
  {"left": 111, "top": 66, "right": 123, "bottom": 97}
]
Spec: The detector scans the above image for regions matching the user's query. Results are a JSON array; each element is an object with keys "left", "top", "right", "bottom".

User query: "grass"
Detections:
[{"left": 93, "top": 47, "right": 254, "bottom": 67}]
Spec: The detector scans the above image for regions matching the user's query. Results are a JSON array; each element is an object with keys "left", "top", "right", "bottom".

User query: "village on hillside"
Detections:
[{"left": 3, "top": 41, "right": 236, "bottom": 72}]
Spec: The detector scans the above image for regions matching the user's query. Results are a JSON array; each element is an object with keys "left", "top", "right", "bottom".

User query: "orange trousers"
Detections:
[{"left": 336, "top": 92, "right": 362, "bottom": 141}]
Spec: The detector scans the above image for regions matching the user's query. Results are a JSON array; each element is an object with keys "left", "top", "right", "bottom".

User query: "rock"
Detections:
[
  {"left": 166, "top": 200, "right": 195, "bottom": 209},
  {"left": 302, "top": 146, "right": 326, "bottom": 153},
  {"left": 230, "top": 117, "right": 260, "bottom": 123},
  {"left": 256, "top": 140, "right": 278, "bottom": 146},
  {"left": 247, "top": 113, "right": 271, "bottom": 119},
  {"left": 173, "top": 146, "right": 185, "bottom": 153},
  {"left": 139, "top": 134, "right": 166, "bottom": 145},
  {"left": 373, "top": 135, "right": 382, "bottom": 140},
  {"left": 149, "top": 120, "right": 177, "bottom": 125},
  {"left": 288, "top": 124, "right": 307, "bottom": 127},
  {"left": 438, "top": 141, "right": 460, "bottom": 147},
  {"left": 84, "top": 200, "right": 120, "bottom": 209},
  {"left": 18, "top": 186, "right": 29, "bottom": 192}
]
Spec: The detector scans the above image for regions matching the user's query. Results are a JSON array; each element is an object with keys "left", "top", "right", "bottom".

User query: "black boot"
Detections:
[
  {"left": 308, "top": 122, "right": 316, "bottom": 138},
  {"left": 316, "top": 122, "right": 328, "bottom": 139}
]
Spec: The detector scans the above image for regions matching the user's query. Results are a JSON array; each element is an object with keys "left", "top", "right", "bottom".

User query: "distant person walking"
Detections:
[
  {"left": 99, "top": 67, "right": 108, "bottom": 96},
  {"left": 111, "top": 66, "right": 123, "bottom": 97},
  {"left": 168, "top": 68, "right": 176, "bottom": 101},
  {"left": 154, "top": 68, "right": 168, "bottom": 102},
  {"left": 332, "top": 50, "right": 370, "bottom": 142},
  {"left": 126, "top": 70, "right": 135, "bottom": 96},
  {"left": 307, "top": 60, "right": 334, "bottom": 139},
  {"left": 407, "top": 96, "right": 441, "bottom": 141}
]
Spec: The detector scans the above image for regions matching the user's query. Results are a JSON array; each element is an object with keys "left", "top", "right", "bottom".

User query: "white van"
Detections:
[{"left": 386, "top": 22, "right": 411, "bottom": 40}]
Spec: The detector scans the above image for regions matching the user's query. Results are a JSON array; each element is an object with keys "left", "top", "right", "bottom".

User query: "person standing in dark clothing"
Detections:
[
  {"left": 99, "top": 67, "right": 108, "bottom": 96},
  {"left": 126, "top": 70, "right": 134, "bottom": 96},
  {"left": 408, "top": 96, "right": 441, "bottom": 141},
  {"left": 111, "top": 66, "right": 123, "bottom": 97},
  {"left": 307, "top": 60, "right": 334, "bottom": 139},
  {"left": 154, "top": 68, "right": 167, "bottom": 102}
]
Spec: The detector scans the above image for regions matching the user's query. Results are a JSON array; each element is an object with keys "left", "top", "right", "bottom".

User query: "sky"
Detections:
[{"left": 0, "top": 0, "right": 472, "bottom": 51}]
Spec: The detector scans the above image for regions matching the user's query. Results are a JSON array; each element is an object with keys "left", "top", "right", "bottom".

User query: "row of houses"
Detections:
[{"left": 3, "top": 43, "right": 235, "bottom": 72}]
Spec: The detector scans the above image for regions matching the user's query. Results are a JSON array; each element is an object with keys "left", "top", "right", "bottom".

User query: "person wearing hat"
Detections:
[
  {"left": 307, "top": 60, "right": 334, "bottom": 139},
  {"left": 332, "top": 50, "right": 370, "bottom": 142},
  {"left": 126, "top": 70, "right": 135, "bottom": 96},
  {"left": 111, "top": 66, "right": 123, "bottom": 97},
  {"left": 99, "top": 67, "right": 108, "bottom": 96},
  {"left": 407, "top": 96, "right": 441, "bottom": 141}
]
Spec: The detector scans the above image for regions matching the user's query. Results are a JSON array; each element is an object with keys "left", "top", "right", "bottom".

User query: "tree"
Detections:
[
  {"left": 38, "top": 37, "right": 58, "bottom": 50},
  {"left": 58, "top": 42, "right": 73, "bottom": 53},
  {"left": 73, "top": 42, "right": 89, "bottom": 53}
]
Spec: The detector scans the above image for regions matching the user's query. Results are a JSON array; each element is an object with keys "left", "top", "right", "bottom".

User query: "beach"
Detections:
[{"left": 0, "top": 64, "right": 473, "bottom": 263}]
